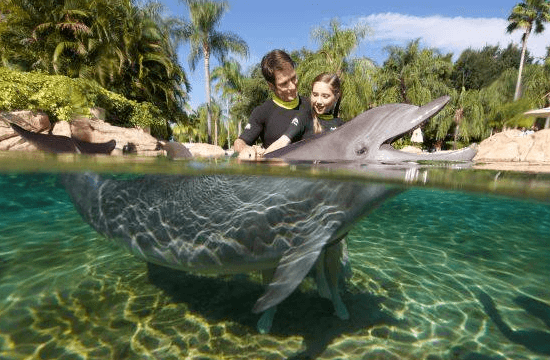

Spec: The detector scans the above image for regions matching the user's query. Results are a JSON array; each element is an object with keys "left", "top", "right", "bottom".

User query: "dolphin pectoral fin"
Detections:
[
  {"left": 252, "top": 231, "right": 332, "bottom": 314},
  {"left": 10, "top": 123, "right": 77, "bottom": 153},
  {"left": 73, "top": 137, "right": 116, "bottom": 154}
]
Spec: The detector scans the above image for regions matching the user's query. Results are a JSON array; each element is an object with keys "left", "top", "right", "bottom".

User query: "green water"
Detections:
[{"left": 0, "top": 152, "right": 550, "bottom": 360}]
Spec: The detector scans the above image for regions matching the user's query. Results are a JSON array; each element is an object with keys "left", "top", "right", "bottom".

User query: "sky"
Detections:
[{"left": 159, "top": 0, "right": 550, "bottom": 111}]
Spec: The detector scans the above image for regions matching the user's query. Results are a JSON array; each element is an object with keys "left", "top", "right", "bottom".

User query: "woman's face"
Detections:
[{"left": 311, "top": 82, "right": 338, "bottom": 115}]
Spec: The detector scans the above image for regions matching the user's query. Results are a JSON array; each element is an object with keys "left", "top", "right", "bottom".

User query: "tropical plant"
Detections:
[
  {"left": 223, "top": 64, "right": 270, "bottom": 139},
  {"left": 180, "top": 0, "right": 248, "bottom": 146},
  {"left": 451, "top": 43, "right": 530, "bottom": 91},
  {"left": 506, "top": 0, "right": 550, "bottom": 100},
  {"left": 480, "top": 64, "right": 550, "bottom": 130},
  {"left": 0, "top": 0, "right": 190, "bottom": 124},
  {"left": 377, "top": 39, "right": 453, "bottom": 105},
  {"left": 0, "top": 66, "right": 169, "bottom": 137},
  {"left": 433, "top": 87, "right": 487, "bottom": 149},
  {"left": 301, "top": 18, "right": 371, "bottom": 77},
  {"left": 211, "top": 59, "right": 246, "bottom": 141}
]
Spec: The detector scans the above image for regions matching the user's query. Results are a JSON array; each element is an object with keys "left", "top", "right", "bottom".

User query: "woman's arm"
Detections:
[{"left": 264, "top": 135, "right": 291, "bottom": 154}]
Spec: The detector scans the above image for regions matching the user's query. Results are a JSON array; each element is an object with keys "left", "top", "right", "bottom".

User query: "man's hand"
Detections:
[{"left": 238, "top": 145, "right": 265, "bottom": 160}]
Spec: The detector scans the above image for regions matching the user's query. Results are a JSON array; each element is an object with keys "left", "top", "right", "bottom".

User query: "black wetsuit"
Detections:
[
  {"left": 239, "top": 96, "right": 312, "bottom": 148},
  {"left": 319, "top": 117, "right": 344, "bottom": 132}
]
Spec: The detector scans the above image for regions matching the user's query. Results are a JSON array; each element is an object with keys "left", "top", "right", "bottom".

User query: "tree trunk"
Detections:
[
  {"left": 226, "top": 98, "right": 230, "bottom": 147},
  {"left": 514, "top": 30, "right": 530, "bottom": 101},
  {"left": 545, "top": 117, "right": 550, "bottom": 129},
  {"left": 204, "top": 51, "right": 213, "bottom": 145}
]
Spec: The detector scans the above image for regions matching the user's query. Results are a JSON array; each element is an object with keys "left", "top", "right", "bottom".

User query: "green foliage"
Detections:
[
  {"left": 490, "top": 98, "right": 536, "bottom": 128},
  {"left": 451, "top": 44, "right": 530, "bottom": 90},
  {"left": 0, "top": 0, "right": 189, "bottom": 125},
  {"left": 0, "top": 66, "right": 169, "bottom": 137},
  {"left": 377, "top": 39, "right": 454, "bottom": 106}
]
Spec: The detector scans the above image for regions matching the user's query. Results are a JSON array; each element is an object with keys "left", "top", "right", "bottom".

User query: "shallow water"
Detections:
[{"left": 0, "top": 153, "right": 549, "bottom": 360}]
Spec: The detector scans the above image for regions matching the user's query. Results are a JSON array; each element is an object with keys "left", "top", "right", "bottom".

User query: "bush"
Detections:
[{"left": 0, "top": 67, "right": 169, "bottom": 138}]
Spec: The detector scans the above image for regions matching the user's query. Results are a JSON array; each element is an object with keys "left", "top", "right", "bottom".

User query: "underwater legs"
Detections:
[
  {"left": 324, "top": 241, "right": 350, "bottom": 320},
  {"left": 315, "top": 239, "right": 350, "bottom": 320},
  {"left": 257, "top": 268, "right": 277, "bottom": 334}
]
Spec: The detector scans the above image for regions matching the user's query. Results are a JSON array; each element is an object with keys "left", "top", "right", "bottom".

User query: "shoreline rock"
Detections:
[
  {"left": 474, "top": 129, "right": 550, "bottom": 163},
  {"left": 0, "top": 111, "right": 226, "bottom": 158}
]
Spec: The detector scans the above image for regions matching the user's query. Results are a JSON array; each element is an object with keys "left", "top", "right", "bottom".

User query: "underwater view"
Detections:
[{"left": 0, "top": 153, "right": 549, "bottom": 360}]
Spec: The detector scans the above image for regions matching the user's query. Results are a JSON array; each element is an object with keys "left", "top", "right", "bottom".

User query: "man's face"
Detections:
[{"left": 269, "top": 65, "right": 297, "bottom": 102}]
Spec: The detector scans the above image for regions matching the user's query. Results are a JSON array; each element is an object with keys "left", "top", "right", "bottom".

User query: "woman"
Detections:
[
  {"left": 309, "top": 73, "right": 344, "bottom": 134},
  {"left": 262, "top": 73, "right": 343, "bottom": 155}
]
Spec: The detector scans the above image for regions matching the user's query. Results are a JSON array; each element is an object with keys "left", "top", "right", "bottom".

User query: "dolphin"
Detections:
[
  {"left": 9, "top": 122, "right": 407, "bottom": 333},
  {"left": 9, "top": 123, "right": 116, "bottom": 154},
  {"left": 59, "top": 172, "right": 404, "bottom": 333},
  {"left": 7, "top": 98, "right": 463, "bottom": 333},
  {"left": 265, "top": 96, "right": 477, "bottom": 162}
]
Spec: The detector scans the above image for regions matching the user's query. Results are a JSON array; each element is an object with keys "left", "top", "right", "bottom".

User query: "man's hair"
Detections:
[{"left": 261, "top": 49, "right": 295, "bottom": 85}]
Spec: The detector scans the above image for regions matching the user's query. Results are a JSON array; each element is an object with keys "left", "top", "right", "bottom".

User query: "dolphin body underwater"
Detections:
[{"left": 9, "top": 96, "right": 475, "bottom": 333}]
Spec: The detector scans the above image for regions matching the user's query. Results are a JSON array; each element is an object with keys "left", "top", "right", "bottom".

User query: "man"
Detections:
[{"left": 233, "top": 49, "right": 312, "bottom": 158}]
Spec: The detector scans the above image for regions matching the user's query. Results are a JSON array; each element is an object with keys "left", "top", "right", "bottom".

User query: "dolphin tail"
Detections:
[
  {"left": 10, "top": 123, "right": 77, "bottom": 153},
  {"left": 73, "top": 137, "right": 116, "bottom": 154},
  {"left": 10, "top": 123, "right": 116, "bottom": 154},
  {"left": 11, "top": 123, "right": 116, "bottom": 154}
]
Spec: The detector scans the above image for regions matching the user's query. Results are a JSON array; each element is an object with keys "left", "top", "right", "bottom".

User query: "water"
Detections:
[{"left": 1, "top": 152, "right": 550, "bottom": 360}]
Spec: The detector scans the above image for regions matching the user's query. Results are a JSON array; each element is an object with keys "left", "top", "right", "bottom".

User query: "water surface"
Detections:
[{"left": 0, "top": 153, "right": 549, "bottom": 360}]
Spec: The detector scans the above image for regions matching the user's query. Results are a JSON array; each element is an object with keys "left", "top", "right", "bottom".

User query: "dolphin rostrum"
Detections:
[{"left": 266, "top": 96, "right": 477, "bottom": 162}]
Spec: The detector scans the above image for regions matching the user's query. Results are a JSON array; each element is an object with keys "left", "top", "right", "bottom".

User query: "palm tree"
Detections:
[
  {"left": 0, "top": 0, "right": 190, "bottom": 119},
  {"left": 308, "top": 18, "right": 370, "bottom": 75},
  {"left": 506, "top": 0, "right": 550, "bottom": 101},
  {"left": 181, "top": 0, "right": 248, "bottom": 145},
  {"left": 377, "top": 39, "right": 453, "bottom": 105},
  {"left": 212, "top": 59, "right": 245, "bottom": 140}
]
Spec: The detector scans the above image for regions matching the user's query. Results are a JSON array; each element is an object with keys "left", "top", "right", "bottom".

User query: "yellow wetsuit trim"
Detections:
[
  {"left": 318, "top": 113, "right": 334, "bottom": 120},
  {"left": 272, "top": 95, "right": 299, "bottom": 109}
]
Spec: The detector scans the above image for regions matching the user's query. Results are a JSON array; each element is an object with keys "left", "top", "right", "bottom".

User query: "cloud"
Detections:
[{"left": 358, "top": 13, "right": 549, "bottom": 61}]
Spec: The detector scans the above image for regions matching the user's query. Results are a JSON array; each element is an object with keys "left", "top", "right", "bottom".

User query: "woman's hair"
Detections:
[
  {"left": 261, "top": 50, "right": 295, "bottom": 85},
  {"left": 311, "top": 73, "right": 341, "bottom": 133}
]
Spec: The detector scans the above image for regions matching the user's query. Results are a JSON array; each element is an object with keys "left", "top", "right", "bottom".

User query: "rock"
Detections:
[
  {"left": 183, "top": 143, "right": 226, "bottom": 158},
  {"left": 411, "top": 128, "right": 423, "bottom": 143},
  {"left": 0, "top": 120, "right": 38, "bottom": 151},
  {"left": 69, "top": 117, "right": 162, "bottom": 156},
  {"left": 0, "top": 111, "right": 50, "bottom": 151},
  {"left": 474, "top": 129, "right": 550, "bottom": 163},
  {"left": 0, "top": 110, "right": 50, "bottom": 132},
  {"left": 52, "top": 121, "right": 72, "bottom": 137},
  {"left": 89, "top": 107, "right": 106, "bottom": 121}
]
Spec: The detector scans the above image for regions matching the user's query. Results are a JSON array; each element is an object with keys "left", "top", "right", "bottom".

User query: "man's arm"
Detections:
[{"left": 233, "top": 138, "right": 250, "bottom": 153}]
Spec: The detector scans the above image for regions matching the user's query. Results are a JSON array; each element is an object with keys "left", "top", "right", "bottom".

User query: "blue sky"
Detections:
[{"left": 159, "top": 0, "right": 549, "bottom": 110}]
